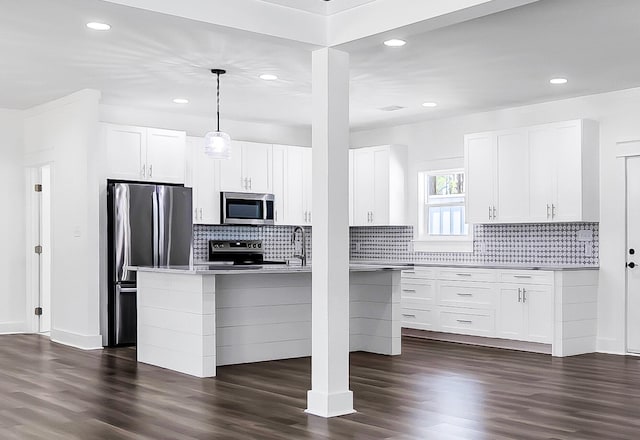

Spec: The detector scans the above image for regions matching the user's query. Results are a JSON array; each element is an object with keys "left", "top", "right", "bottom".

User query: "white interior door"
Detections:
[{"left": 626, "top": 156, "right": 640, "bottom": 353}]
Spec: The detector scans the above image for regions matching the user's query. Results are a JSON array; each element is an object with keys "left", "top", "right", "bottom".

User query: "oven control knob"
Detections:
[{"left": 258, "top": 244, "right": 262, "bottom": 248}]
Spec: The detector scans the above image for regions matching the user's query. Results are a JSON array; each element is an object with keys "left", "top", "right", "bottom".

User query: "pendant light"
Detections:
[{"left": 204, "top": 68, "right": 231, "bottom": 159}]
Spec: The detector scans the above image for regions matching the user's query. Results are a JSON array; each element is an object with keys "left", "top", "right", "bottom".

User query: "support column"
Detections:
[{"left": 306, "top": 48, "right": 354, "bottom": 418}]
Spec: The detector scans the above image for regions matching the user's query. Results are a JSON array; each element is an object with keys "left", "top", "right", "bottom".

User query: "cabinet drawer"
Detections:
[
  {"left": 402, "top": 267, "right": 435, "bottom": 280},
  {"left": 401, "top": 280, "right": 435, "bottom": 302},
  {"left": 438, "top": 268, "right": 497, "bottom": 283},
  {"left": 438, "top": 282, "right": 495, "bottom": 309},
  {"left": 439, "top": 308, "right": 495, "bottom": 337},
  {"left": 499, "top": 270, "right": 553, "bottom": 285},
  {"left": 400, "top": 306, "right": 436, "bottom": 330}
]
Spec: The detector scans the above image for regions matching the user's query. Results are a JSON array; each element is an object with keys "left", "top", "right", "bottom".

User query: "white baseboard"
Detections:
[
  {"left": 596, "top": 337, "right": 625, "bottom": 355},
  {"left": 50, "top": 328, "right": 103, "bottom": 350},
  {"left": 0, "top": 321, "right": 27, "bottom": 334}
]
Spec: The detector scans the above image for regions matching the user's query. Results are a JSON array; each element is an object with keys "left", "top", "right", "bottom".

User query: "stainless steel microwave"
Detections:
[{"left": 221, "top": 192, "right": 275, "bottom": 225}]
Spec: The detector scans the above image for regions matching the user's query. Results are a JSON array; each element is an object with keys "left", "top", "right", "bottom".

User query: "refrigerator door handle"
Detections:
[{"left": 152, "top": 189, "right": 159, "bottom": 267}]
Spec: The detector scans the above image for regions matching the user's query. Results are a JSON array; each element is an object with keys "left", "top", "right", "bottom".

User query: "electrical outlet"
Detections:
[{"left": 585, "top": 243, "right": 593, "bottom": 257}]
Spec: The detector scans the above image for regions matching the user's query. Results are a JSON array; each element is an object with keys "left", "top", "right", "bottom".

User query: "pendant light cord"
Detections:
[{"left": 216, "top": 72, "right": 220, "bottom": 132}]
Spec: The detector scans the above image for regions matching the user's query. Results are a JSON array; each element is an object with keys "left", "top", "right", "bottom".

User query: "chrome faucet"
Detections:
[{"left": 292, "top": 226, "right": 307, "bottom": 266}]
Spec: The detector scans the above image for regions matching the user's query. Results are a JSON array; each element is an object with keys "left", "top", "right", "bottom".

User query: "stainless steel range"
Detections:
[{"left": 208, "top": 240, "right": 265, "bottom": 265}]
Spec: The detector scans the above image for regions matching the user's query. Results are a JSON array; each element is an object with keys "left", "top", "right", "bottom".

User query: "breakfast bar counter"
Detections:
[{"left": 133, "top": 264, "right": 408, "bottom": 377}]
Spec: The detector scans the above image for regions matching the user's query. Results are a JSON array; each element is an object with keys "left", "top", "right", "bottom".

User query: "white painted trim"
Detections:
[
  {"left": 596, "top": 337, "right": 625, "bottom": 355},
  {"left": 306, "top": 390, "right": 356, "bottom": 418},
  {"left": 50, "top": 329, "right": 103, "bottom": 350},
  {"left": 0, "top": 322, "right": 28, "bottom": 334},
  {"left": 616, "top": 140, "right": 640, "bottom": 158},
  {"left": 21, "top": 89, "right": 101, "bottom": 118}
]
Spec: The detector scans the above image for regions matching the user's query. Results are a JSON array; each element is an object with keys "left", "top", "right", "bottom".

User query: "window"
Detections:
[{"left": 416, "top": 167, "right": 472, "bottom": 252}]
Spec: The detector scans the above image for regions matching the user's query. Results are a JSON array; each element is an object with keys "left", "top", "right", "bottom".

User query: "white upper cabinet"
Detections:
[
  {"left": 352, "top": 145, "right": 407, "bottom": 226},
  {"left": 284, "top": 146, "right": 312, "bottom": 225},
  {"left": 218, "top": 141, "right": 272, "bottom": 193},
  {"left": 465, "top": 119, "right": 599, "bottom": 224},
  {"left": 465, "top": 133, "right": 497, "bottom": 224},
  {"left": 529, "top": 120, "right": 599, "bottom": 222},
  {"left": 271, "top": 145, "right": 287, "bottom": 224},
  {"left": 188, "top": 136, "right": 220, "bottom": 225},
  {"left": 104, "top": 123, "right": 185, "bottom": 184},
  {"left": 496, "top": 130, "right": 529, "bottom": 222}
]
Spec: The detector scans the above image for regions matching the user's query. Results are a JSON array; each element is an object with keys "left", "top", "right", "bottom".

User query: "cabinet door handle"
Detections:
[
  {"left": 518, "top": 287, "right": 522, "bottom": 302},
  {"left": 522, "top": 288, "right": 527, "bottom": 303},
  {"left": 546, "top": 204, "right": 550, "bottom": 219},
  {"left": 551, "top": 204, "right": 556, "bottom": 218},
  {"left": 402, "top": 313, "right": 416, "bottom": 318},
  {"left": 514, "top": 275, "right": 532, "bottom": 279},
  {"left": 457, "top": 293, "right": 473, "bottom": 297},
  {"left": 304, "top": 211, "right": 308, "bottom": 222},
  {"left": 492, "top": 206, "right": 497, "bottom": 219},
  {"left": 199, "top": 208, "right": 203, "bottom": 220},
  {"left": 455, "top": 273, "right": 472, "bottom": 277},
  {"left": 309, "top": 211, "right": 311, "bottom": 223},
  {"left": 456, "top": 319, "right": 473, "bottom": 324},
  {"left": 275, "top": 210, "right": 278, "bottom": 222},
  {"left": 370, "top": 211, "right": 374, "bottom": 223},
  {"left": 248, "top": 177, "right": 252, "bottom": 190},
  {"left": 194, "top": 208, "right": 198, "bottom": 220},
  {"left": 141, "top": 164, "right": 146, "bottom": 178},
  {"left": 149, "top": 164, "right": 153, "bottom": 178},
  {"left": 488, "top": 205, "right": 492, "bottom": 220}
]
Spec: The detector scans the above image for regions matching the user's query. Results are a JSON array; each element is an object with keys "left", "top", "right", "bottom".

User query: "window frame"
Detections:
[{"left": 414, "top": 161, "right": 473, "bottom": 253}]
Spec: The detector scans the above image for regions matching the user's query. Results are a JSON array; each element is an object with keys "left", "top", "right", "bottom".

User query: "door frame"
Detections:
[
  {"left": 616, "top": 140, "right": 640, "bottom": 353},
  {"left": 25, "top": 163, "right": 53, "bottom": 334}
]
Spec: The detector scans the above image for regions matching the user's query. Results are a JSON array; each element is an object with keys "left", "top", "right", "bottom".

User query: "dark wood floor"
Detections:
[{"left": 1, "top": 336, "right": 640, "bottom": 440}]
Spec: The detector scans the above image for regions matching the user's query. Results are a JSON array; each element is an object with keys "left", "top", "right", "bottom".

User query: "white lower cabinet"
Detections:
[{"left": 401, "top": 267, "right": 597, "bottom": 356}]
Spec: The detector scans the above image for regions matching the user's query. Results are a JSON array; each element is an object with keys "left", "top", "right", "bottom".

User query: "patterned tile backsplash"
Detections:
[
  {"left": 194, "top": 223, "right": 599, "bottom": 267},
  {"left": 193, "top": 225, "right": 312, "bottom": 262}
]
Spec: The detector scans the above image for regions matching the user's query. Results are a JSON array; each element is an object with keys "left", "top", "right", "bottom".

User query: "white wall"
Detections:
[
  {"left": 0, "top": 109, "right": 26, "bottom": 333},
  {"left": 100, "top": 104, "right": 312, "bottom": 147},
  {"left": 351, "top": 86, "right": 640, "bottom": 355},
  {"left": 23, "top": 90, "right": 103, "bottom": 349}
]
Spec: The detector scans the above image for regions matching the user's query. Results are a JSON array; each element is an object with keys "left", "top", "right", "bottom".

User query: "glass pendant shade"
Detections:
[
  {"left": 205, "top": 68, "right": 231, "bottom": 159},
  {"left": 204, "top": 131, "right": 231, "bottom": 159}
]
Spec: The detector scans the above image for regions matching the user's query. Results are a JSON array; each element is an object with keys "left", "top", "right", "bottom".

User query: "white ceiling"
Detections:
[
  {"left": 2, "top": 0, "right": 640, "bottom": 131},
  {"left": 256, "top": 0, "right": 377, "bottom": 16}
]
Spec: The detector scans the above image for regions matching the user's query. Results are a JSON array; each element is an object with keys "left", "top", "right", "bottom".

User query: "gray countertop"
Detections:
[
  {"left": 132, "top": 262, "right": 413, "bottom": 275},
  {"left": 349, "top": 260, "right": 599, "bottom": 271}
]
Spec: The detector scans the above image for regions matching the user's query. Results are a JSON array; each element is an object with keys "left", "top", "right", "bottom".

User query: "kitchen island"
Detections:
[{"left": 134, "top": 263, "right": 408, "bottom": 377}]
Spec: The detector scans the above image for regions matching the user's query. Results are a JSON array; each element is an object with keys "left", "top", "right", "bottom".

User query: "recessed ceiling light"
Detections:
[
  {"left": 550, "top": 77, "right": 568, "bottom": 85},
  {"left": 422, "top": 102, "right": 438, "bottom": 108},
  {"left": 259, "top": 74, "right": 278, "bottom": 81},
  {"left": 384, "top": 39, "right": 406, "bottom": 47},
  {"left": 86, "top": 22, "right": 111, "bottom": 31},
  {"left": 173, "top": 98, "right": 189, "bottom": 104}
]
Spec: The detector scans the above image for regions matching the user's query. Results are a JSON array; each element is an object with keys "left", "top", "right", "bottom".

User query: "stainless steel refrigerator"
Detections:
[{"left": 107, "top": 181, "right": 193, "bottom": 346}]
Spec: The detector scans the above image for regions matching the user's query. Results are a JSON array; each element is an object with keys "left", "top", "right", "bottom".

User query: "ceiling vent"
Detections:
[{"left": 379, "top": 105, "right": 405, "bottom": 112}]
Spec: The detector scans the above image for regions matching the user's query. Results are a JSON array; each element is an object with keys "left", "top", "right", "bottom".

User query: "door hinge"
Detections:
[
  {"left": 34, "top": 184, "right": 43, "bottom": 192},
  {"left": 34, "top": 245, "right": 43, "bottom": 254},
  {"left": 34, "top": 307, "right": 43, "bottom": 316}
]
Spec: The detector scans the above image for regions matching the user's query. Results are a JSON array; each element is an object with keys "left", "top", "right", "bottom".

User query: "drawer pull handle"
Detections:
[
  {"left": 403, "top": 271, "right": 416, "bottom": 274},
  {"left": 402, "top": 289, "right": 417, "bottom": 292},
  {"left": 402, "top": 313, "right": 416, "bottom": 318},
  {"left": 514, "top": 275, "right": 532, "bottom": 279},
  {"left": 455, "top": 273, "right": 472, "bottom": 277},
  {"left": 456, "top": 319, "right": 473, "bottom": 323},
  {"left": 457, "top": 293, "right": 473, "bottom": 296}
]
